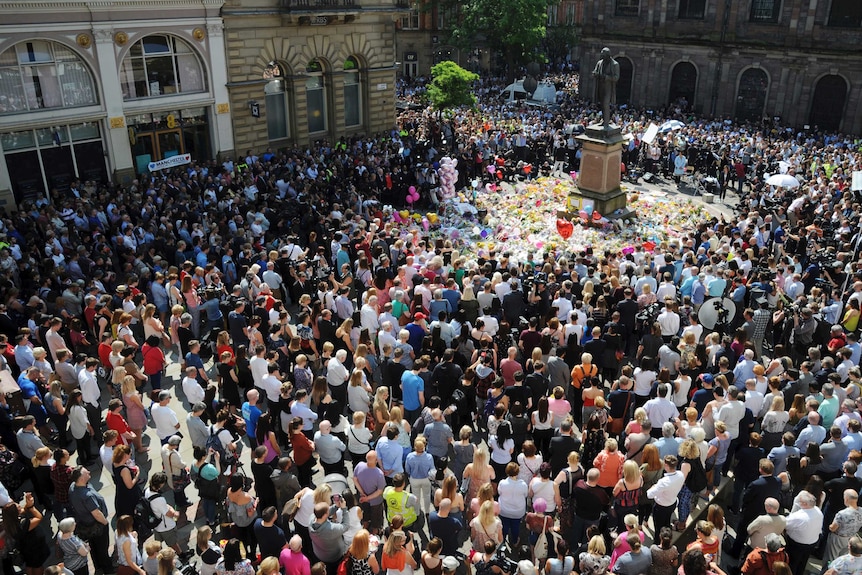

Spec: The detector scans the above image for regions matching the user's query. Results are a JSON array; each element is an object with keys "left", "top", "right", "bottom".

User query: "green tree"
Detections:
[
  {"left": 426, "top": 60, "right": 479, "bottom": 116},
  {"left": 447, "top": 0, "right": 554, "bottom": 79}
]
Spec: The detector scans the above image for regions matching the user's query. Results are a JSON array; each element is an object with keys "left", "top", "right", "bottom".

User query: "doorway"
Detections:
[{"left": 131, "top": 128, "right": 182, "bottom": 174}]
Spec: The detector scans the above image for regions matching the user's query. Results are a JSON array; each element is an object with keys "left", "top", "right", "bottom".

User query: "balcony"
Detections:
[{"left": 283, "top": 0, "right": 359, "bottom": 9}]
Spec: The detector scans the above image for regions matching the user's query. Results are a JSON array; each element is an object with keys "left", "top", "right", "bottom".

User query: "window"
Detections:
[
  {"left": 437, "top": 5, "right": 455, "bottom": 29},
  {"left": 678, "top": 0, "right": 706, "bottom": 19},
  {"left": 547, "top": 4, "right": 558, "bottom": 26},
  {"left": 120, "top": 35, "right": 206, "bottom": 100},
  {"left": 0, "top": 41, "right": 97, "bottom": 113},
  {"left": 616, "top": 0, "right": 640, "bottom": 16},
  {"left": 306, "top": 60, "right": 327, "bottom": 134},
  {"left": 828, "top": 0, "right": 862, "bottom": 27},
  {"left": 750, "top": 0, "right": 780, "bottom": 22},
  {"left": 343, "top": 57, "right": 361, "bottom": 128},
  {"left": 265, "top": 79, "right": 289, "bottom": 141},
  {"left": 401, "top": 9, "right": 420, "bottom": 29},
  {"left": 566, "top": 3, "right": 577, "bottom": 24}
]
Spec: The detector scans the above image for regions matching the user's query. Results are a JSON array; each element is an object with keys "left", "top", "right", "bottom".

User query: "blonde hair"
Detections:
[
  {"left": 32, "top": 346, "right": 47, "bottom": 360},
  {"left": 679, "top": 438, "right": 700, "bottom": 459},
  {"left": 587, "top": 535, "right": 606, "bottom": 555},
  {"left": 390, "top": 406, "right": 404, "bottom": 424},
  {"left": 634, "top": 407, "right": 647, "bottom": 424},
  {"left": 257, "top": 557, "right": 280, "bottom": 575},
  {"left": 352, "top": 411, "right": 366, "bottom": 425},
  {"left": 472, "top": 446, "right": 490, "bottom": 469},
  {"left": 144, "top": 540, "right": 162, "bottom": 557},
  {"left": 313, "top": 483, "right": 332, "bottom": 504},
  {"left": 31, "top": 446, "right": 51, "bottom": 468},
  {"left": 478, "top": 500, "right": 496, "bottom": 529},
  {"left": 605, "top": 438, "right": 619, "bottom": 452},
  {"left": 567, "top": 451, "right": 581, "bottom": 465},
  {"left": 531, "top": 347, "right": 542, "bottom": 363},
  {"left": 121, "top": 374, "right": 137, "bottom": 396},
  {"left": 622, "top": 460, "right": 640, "bottom": 483}
]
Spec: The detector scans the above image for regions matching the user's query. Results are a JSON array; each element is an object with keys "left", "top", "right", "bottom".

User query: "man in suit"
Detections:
[
  {"left": 616, "top": 288, "right": 639, "bottom": 356},
  {"left": 730, "top": 458, "right": 782, "bottom": 558}
]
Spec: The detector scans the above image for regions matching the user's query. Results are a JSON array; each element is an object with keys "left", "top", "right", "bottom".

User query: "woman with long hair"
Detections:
[
  {"left": 612, "top": 461, "right": 643, "bottom": 531},
  {"left": 43, "top": 380, "right": 68, "bottom": 448},
  {"left": 289, "top": 417, "right": 315, "bottom": 486},
  {"left": 347, "top": 529, "right": 380, "bottom": 575},
  {"left": 336, "top": 318, "right": 355, "bottom": 355},
  {"left": 463, "top": 447, "right": 495, "bottom": 521},
  {"left": 531, "top": 396, "right": 554, "bottom": 458},
  {"left": 381, "top": 530, "right": 417, "bottom": 575},
  {"left": 255, "top": 412, "right": 281, "bottom": 466},
  {"left": 122, "top": 375, "right": 148, "bottom": 453},
  {"left": 578, "top": 535, "right": 610, "bottom": 575},
  {"left": 372, "top": 386, "right": 390, "bottom": 440},
  {"left": 67, "top": 389, "right": 94, "bottom": 464},
  {"left": 227, "top": 475, "right": 258, "bottom": 562},
  {"left": 647, "top": 527, "right": 679, "bottom": 575},
  {"left": 433, "top": 475, "right": 466, "bottom": 522},
  {"left": 3, "top": 494, "right": 49, "bottom": 575},
  {"left": 544, "top": 538, "right": 575, "bottom": 575},
  {"left": 115, "top": 514, "right": 145, "bottom": 575},
  {"left": 215, "top": 539, "right": 254, "bottom": 575},
  {"left": 674, "top": 439, "right": 705, "bottom": 531},
  {"left": 638, "top": 444, "right": 663, "bottom": 527},
  {"left": 608, "top": 514, "right": 645, "bottom": 571},
  {"left": 469, "top": 499, "right": 502, "bottom": 551},
  {"left": 181, "top": 275, "right": 201, "bottom": 339},
  {"left": 112, "top": 444, "right": 143, "bottom": 518}
]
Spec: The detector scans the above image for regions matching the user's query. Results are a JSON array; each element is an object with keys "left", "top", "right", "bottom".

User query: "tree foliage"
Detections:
[
  {"left": 426, "top": 60, "right": 479, "bottom": 114},
  {"left": 447, "top": 0, "right": 554, "bottom": 73}
]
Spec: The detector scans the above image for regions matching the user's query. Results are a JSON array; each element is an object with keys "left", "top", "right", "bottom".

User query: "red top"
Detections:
[
  {"left": 98, "top": 342, "right": 112, "bottom": 368},
  {"left": 106, "top": 411, "right": 131, "bottom": 445},
  {"left": 217, "top": 344, "right": 236, "bottom": 366},
  {"left": 291, "top": 431, "right": 314, "bottom": 466},
  {"left": 141, "top": 343, "right": 165, "bottom": 375}
]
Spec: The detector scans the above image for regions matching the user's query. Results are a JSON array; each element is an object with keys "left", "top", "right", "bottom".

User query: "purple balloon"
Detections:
[{"left": 480, "top": 229, "right": 488, "bottom": 238}]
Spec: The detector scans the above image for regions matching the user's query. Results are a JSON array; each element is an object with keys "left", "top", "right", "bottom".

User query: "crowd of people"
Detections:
[{"left": 1, "top": 70, "right": 862, "bottom": 575}]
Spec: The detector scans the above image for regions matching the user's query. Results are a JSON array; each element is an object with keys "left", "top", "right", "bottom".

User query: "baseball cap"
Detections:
[
  {"left": 414, "top": 313, "right": 426, "bottom": 320},
  {"left": 700, "top": 373, "right": 714, "bottom": 383}
]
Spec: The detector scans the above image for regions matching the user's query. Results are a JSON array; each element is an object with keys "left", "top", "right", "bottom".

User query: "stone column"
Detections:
[
  {"left": 91, "top": 26, "right": 135, "bottom": 183},
  {"left": 206, "top": 19, "right": 236, "bottom": 158}
]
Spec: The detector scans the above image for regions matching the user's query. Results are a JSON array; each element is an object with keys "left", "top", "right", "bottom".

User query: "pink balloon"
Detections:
[
  {"left": 422, "top": 218, "right": 430, "bottom": 231},
  {"left": 487, "top": 165, "right": 495, "bottom": 174},
  {"left": 408, "top": 186, "right": 416, "bottom": 194}
]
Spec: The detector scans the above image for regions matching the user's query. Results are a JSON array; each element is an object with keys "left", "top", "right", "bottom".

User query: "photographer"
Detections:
[{"left": 471, "top": 540, "right": 512, "bottom": 575}]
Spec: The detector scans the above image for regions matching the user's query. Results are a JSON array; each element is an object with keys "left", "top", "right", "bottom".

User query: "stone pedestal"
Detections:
[{"left": 569, "top": 123, "right": 628, "bottom": 216}]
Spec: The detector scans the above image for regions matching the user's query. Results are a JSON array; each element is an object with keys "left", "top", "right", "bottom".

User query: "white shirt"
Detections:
[
  {"left": 360, "top": 304, "right": 380, "bottom": 332},
  {"left": 78, "top": 368, "right": 100, "bottom": 406},
  {"left": 553, "top": 297, "right": 573, "bottom": 322},
  {"left": 378, "top": 329, "right": 397, "bottom": 353},
  {"left": 250, "top": 356, "right": 269, "bottom": 388},
  {"left": 182, "top": 376, "right": 205, "bottom": 405},
  {"left": 290, "top": 399, "right": 318, "bottom": 430},
  {"left": 647, "top": 470, "right": 685, "bottom": 506},
  {"left": 100, "top": 444, "right": 114, "bottom": 471},
  {"left": 785, "top": 506, "right": 823, "bottom": 545},
  {"left": 717, "top": 400, "right": 746, "bottom": 439},
  {"left": 145, "top": 487, "right": 176, "bottom": 532},
  {"left": 327, "top": 358, "right": 349, "bottom": 388},
  {"left": 657, "top": 310, "right": 680, "bottom": 337},
  {"left": 644, "top": 397, "right": 678, "bottom": 427},
  {"left": 151, "top": 403, "right": 179, "bottom": 440},
  {"left": 260, "top": 374, "right": 283, "bottom": 403}
]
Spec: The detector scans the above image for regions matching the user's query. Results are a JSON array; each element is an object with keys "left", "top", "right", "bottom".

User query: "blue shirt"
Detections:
[
  {"left": 185, "top": 352, "right": 206, "bottom": 385},
  {"left": 405, "top": 323, "right": 425, "bottom": 353},
  {"left": 442, "top": 289, "right": 461, "bottom": 313},
  {"left": 242, "top": 402, "right": 261, "bottom": 439},
  {"left": 401, "top": 370, "right": 424, "bottom": 411},
  {"left": 17, "top": 374, "right": 40, "bottom": 400},
  {"left": 405, "top": 450, "right": 435, "bottom": 480},
  {"left": 376, "top": 437, "right": 404, "bottom": 476}
]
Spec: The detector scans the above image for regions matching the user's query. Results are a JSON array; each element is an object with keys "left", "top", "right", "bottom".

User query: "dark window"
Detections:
[
  {"left": 616, "top": 57, "right": 633, "bottom": 105},
  {"left": 809, "top": 75, "right": 847, "bottom": 132},
  {"left": 678, "top": 0, "right": 706, "bottom": 19},
  {"left": 616, "top": 0, "right": 640, "bottom": 16},
  {"left": 668, "top": 62, "right": 697, "bottom": 108},
  {"left": 828, "top": 0, "right": 862, "bottom": 27},
  {"left": 735, "top": 68, "right": 768, "bottom": 122},
  {"left": 750, "top": 0, "right": 780, "bottom": 23}
]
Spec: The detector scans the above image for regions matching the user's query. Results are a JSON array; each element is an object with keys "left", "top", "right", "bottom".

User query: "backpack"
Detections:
[
  {"left": 206, "top": 425, "right": 227, "bottom": 460},
  {"left": 684, "top": 456, "right": 708, "bottom": 493},
  {"left": 134, "top": 492, "right": 162, "bottom": 530}
]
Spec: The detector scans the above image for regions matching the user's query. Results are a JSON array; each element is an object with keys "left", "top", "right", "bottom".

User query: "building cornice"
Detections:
[{"left": 0, "top": 0, "right": 223, "bottom": 11}]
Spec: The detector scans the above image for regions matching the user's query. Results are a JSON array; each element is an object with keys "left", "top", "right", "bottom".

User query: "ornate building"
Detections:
[
  {"left": 0, "top": 0, "right": 234, "bottom": 205},
  {"left": 222, "top": 0, "right": 407, "bottom": 152},
  {"left": 579, "top": 0, "right": 862, "bottom": 134}
]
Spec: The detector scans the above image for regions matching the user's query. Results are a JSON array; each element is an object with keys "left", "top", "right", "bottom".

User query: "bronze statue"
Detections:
[{"left": 592, "top": 47, "right": 620, "bottom": 129}]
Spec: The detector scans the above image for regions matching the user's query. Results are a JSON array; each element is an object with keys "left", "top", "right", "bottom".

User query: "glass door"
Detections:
[{"left": 156, "top": 129, "right": 182, "bottom": 158}]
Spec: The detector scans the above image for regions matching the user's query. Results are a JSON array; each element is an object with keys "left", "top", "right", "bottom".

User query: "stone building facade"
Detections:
[
  {"left": 222, "top": 0, "right": 406, "bottom": 153},
  {"left": 0, "top": 0, "right": 234, "bottom": 205},
  {"left": 579, "top": 0, "right": 862, "bottom": 134}
]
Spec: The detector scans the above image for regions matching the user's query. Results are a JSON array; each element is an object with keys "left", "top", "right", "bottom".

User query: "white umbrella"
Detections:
[
  {"left": 659, "top": 120, "right": 685, "bottom": 133},
  {"left": 766, "top": 173, "right": 800, "bottom": 188}
]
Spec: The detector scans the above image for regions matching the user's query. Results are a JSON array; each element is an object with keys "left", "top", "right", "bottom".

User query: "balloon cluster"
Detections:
[
  {"left": 437, "top": 157, "right": 459, "bottom": 200},
  {"left": 406, "top": 186, "right": 420, "bottom": 206}
]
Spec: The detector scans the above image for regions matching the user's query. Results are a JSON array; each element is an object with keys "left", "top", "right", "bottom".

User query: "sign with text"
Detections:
[{"left": 148, "top": 153, "right": 191, "bottom": 172}]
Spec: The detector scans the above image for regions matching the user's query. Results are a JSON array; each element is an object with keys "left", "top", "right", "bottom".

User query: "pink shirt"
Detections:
[{"left": 279, "top": 549, "right": 311, "bottom": 575}]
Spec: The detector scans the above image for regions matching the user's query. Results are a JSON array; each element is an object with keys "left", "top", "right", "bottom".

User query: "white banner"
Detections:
[
  {"left": 641, "top": 123, "right": 659, "bottom": 145},
  {"left": 852, "top": 170, "right": 862, "bottom": 191},
  {"left": 148, "top": 154, "right": 191, "bottom": 172}
]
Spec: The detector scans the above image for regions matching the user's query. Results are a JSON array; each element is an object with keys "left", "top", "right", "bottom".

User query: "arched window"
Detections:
[
  {"left": 0, "top": 40, "right": 97, "bottom": 113},
  {"left": 735, "top": 67, "right": 768, "bottom": 122},
  {"left": 616, "top": 57, "right": 633, "bottom": 105},
  {"left": 809, "top": 75, "right": 848, "bottom": 132},
  {"left": 264, "top": 63, "right": 289, "bottom": 141},
  {"left": 343, "top": 56, "right": 362, "bottom": 129},
  {"left": 668, "top": 62, "right": 697, "bottom": 109},
  {"left": 306, "top": 59, "right": 327, "bottom": 134},
  {"left": 120, "top": 35, "right": 206, "bottom": 100}
]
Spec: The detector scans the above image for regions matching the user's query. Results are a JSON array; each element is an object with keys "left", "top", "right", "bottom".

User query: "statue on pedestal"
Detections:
[{"left": 592, "top": 47, "right": 620, "bottom": 129}]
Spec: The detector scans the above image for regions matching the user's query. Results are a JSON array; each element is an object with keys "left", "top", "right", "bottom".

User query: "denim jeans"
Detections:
[
  {"left": 500, "top": 514, "right": 522, "bottom": 546},
  {"left": 202, "top": 498, "right": 216, "bottom": 524}
]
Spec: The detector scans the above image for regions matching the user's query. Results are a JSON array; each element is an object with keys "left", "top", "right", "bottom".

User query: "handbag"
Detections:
[
  {"left": 608, "top": 390, "right": 632, "bottom": 435},
  {"left": 173, "top": 468, "right": 192, "bottom": 490},
  {"left": 458, "top": 476, "right": 471, "bottom": 495}
]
